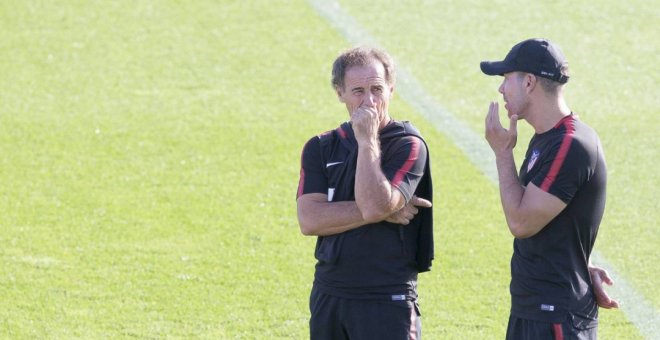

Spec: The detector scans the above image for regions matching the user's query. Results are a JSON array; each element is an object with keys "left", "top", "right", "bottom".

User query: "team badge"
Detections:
[{"left": 527, "top": 149, "right": 540, "bottom": 172}]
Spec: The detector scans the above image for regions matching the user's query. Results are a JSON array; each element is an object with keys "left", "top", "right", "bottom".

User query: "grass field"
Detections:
[{"left": 0, "top": 0, "right": 657, "bottom": 338}]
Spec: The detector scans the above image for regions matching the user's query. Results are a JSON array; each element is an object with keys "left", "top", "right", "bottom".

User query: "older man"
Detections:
[{"left": 296, "top": 46, "right": 434, "bottom": 340}]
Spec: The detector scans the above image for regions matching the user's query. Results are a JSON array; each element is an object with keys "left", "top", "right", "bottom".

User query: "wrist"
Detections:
[
  {"left": 357, "top": 136, "right": 379, "bottom": 148},
  {"left": 359, "top": 144, "right": 380, "bottom": 158},
  {"left": 494, "top": 150, "right": 514, "bottom": 163}
]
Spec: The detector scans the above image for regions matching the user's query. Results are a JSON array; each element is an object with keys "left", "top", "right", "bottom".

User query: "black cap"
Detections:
[{"left": 480, "top": 38, "right": 569, "bottom": 84}]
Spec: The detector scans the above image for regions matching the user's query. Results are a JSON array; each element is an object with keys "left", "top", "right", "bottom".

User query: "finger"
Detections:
[
  {"left": 353, "top": 107, "right": 364, "bottom": 119},
  {"left": 595, "top": 285, "right": 618, "bottom": 309},
  {"left": 490, "top": 101, "right": 499, "bottom": 119},
  {"left": 411, "top": 197, "right": 432, "bottom": 208},
  {"left": 509, "top": 114, "right": 518, "bottom": 135},
  {"left": 357, "top": 105, "right": 376, "bottom": 118},
  {"left": 604, "top": 298, "right": 619, "bottom": 309},
  {"left": 486, "top": 102, "right": 495, "bottom": 125},
  {"left": 596, "top": 292, "right": 611, "bottom": 308},
  {"left": 487, "top": 102, "right": 503, "bottom": 129},
  {"left": 599, "top": 295, "right": 619, "bottom": 309},
  {"left": 388, "top": 216, "right": 403, "bottom": 224},
  {"left": 600, "top": 269, "right": 614, "bottom": 285},
  {"left": 609, "top": 298, "right": 620, "bottom": 308}
]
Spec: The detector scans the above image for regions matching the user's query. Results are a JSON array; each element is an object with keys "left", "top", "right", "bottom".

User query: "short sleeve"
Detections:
[
  {"left": 296, "top": 136, "right": 328, "bottom": 199},
  {"left": 530, "top": 139, "right": 590, "bottom": 203},
  {"left": 381, "top": 136, "right": 427, "bottom": 202}
]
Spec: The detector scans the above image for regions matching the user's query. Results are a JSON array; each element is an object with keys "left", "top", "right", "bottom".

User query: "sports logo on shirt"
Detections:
[{"left": 527, "top": 149, "right": 540, "bottom": 172}]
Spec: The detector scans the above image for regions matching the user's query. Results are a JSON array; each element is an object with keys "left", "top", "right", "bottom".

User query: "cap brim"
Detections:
[{"left": 480, "top": 61, "right": 514, "bottom": 76}]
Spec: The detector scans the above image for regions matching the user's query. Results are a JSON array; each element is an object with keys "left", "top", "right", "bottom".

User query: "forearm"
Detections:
[
  {"left": 486, "top": 104, "right": 564, "bottom": 238},
  {"left": 297, "top": 196, "right": 367, "bottom": 236},
  {"left": 496, "top": 151, "right": 568, "bottom": 237},
  {"left": 354, "top": 140, "right": 401, "bottom": 222},
  {"left": 495, "top": 151, "right": 526, "bottom": 236}
]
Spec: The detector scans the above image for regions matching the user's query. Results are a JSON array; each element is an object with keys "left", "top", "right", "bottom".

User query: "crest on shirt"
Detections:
[{"left": 527, "top": 149, "right": 540, "bottom": 172}]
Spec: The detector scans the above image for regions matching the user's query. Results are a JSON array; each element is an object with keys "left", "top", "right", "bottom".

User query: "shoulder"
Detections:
[
  {"left": 303, "top": 134, "right": 321, "bottom": 149},
  {"left": 304, "top": 126, "right": 339, "bottom": 146},
  {"left": 382, "top": 120, "right": 427, "bottom": 143},
  {"left": 302, "top": 124, "right": 352, "bottom": 158},
  {"left": 555, "top": 114, "right": 600, "bottom": 141},
  {"left": 561, "top": 117, "right": 601, "bottom": 157},
  {"left": 398, "top": 134, "right": 427, "bottom": 151},
  {"left": 539, "top": 116, "right": 596, "bottom": 153},
  {"left": 401, "top": 120, "right": 423, "bottom": 138},
  {"left": 302, "top": 132, "right": 328, "bottom": 157}
]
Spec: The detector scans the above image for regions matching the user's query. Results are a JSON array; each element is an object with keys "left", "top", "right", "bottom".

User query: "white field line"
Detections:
[{"left": 308, "top": 0, "right": 660, "bottom": 338}]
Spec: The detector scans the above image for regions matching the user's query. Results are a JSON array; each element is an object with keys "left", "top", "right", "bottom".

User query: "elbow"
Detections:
[
  {"left": 298, "top": 221, "right": 317, "bottom": 236},
  {"left": 508, "top": 220, "right": 534, "bottom": 239},
  {"left": 299, "top": 224, "right": 311, "bottom": 236},
  {"left": 297, "top": 200, "right": 320, "bottom": 236},
  {"left": 509, "top": 227, "right": 530, "bottom": 239},
  {"left": 298, "top": 213, "right": 321, "bottom": 236}
]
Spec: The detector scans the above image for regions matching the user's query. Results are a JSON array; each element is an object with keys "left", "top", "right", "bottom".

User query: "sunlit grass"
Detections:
[{"left": 0, "top": 0, "right": 655, "bottom": 338}]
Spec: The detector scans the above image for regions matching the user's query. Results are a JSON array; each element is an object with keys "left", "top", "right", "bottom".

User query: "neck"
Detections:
[{"left": 526, "top": 95, "right": 571, "bottom": 134}]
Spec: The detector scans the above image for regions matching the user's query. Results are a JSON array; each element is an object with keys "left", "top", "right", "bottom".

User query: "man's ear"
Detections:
[
  {"left": 335, "top": 86, "right": 345, "bottom": 103},
  {"left": 525, "top": 73, "right": 537, "bottom": 94},
  {"left": 389, "top": 85, "right": 395, "bottom": 99}
]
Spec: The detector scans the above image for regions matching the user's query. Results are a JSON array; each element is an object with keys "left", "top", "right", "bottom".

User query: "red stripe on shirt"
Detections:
[
  {"left": 391, "top": 138, "right": 420, "bottom": 187},
  {"left": 337, "top": 126, "right": 347, "bottom": 139},
  {"left": 552, "top": 323, "right": 564, "bottom": 340},
  {"left": 409, "top": 306, "right": 418, "bottom": 340},
  {"left": 540, "top": 118, "right": 575, "bottom": 192}
]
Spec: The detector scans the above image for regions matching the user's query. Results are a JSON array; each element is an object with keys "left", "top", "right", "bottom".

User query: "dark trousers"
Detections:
[
  {"left": 309, "top": 287, "right": 421, "bottom": 340},
  {"left": 506, "top": 314, "right": 597, "bottom": 340}
]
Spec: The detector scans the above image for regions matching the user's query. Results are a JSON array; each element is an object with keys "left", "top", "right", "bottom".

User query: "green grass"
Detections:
[
  {"left": 334, "top": 0, "right": 658, "bottom": 338},
  {"left": 0, "top": 0, "right": 657, "bottom": 338}
]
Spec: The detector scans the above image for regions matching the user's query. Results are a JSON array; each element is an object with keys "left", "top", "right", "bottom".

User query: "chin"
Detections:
[{"left": 504, "top": 107, "right": 518, "bottom": 119}]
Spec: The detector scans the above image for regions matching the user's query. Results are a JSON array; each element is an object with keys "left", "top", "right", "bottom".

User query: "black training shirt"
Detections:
[
  {"left": 513, "top": 114, "right": 606, "bottom": 327},
  {"left": 297, "top": 120, "right": 430, "bottom": 303}
]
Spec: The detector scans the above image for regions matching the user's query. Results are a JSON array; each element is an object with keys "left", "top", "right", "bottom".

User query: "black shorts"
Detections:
[
  {"left": 309, "top": 287, "right": 421, "bottom": 340},
  {"left": 506, "top": 314, "right": 597, "bottom": 340}
]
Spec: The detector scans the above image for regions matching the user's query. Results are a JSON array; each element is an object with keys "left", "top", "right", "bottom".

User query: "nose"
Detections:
[
  {"left": 498, "top": 81, "right": 504, "bottom": 94},
  {"left": 363, "top": 92, "right": 377, "bottom": 107}
]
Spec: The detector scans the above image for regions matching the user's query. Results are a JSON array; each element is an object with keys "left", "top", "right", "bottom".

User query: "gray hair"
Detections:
[{"left": 331, "top": 46, "right": 396, "bottom": 90}]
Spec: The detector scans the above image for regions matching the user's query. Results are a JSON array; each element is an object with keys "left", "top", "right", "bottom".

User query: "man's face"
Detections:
[
  {"left": 499, "top": 72, "right": 528, "bottom": 119},
  {"left": 336, "top": 60, "right": 394, "bottom": 126}
]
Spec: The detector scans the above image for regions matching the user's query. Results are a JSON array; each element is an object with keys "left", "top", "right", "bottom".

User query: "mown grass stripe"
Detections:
[{"left": 307, "top": 0, "right": 660, "bottom": 338}]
